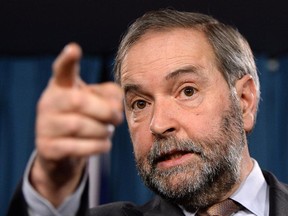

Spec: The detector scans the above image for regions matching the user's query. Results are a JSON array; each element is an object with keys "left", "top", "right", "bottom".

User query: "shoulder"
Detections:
[
  {"left": 262, "top": 170, "right": 288, "bottom": 215},
  {"left": 88, "top": 196, "right": 183, "bottom": 216},
  {"left": 88, "top": 201, "right": 140, "bottom": 216},
  {"left": 88, "top": 198, "right": 160, "bottom": 216},
  {"left": 263, "top": 170, "right": 288, "bottom": 193}
]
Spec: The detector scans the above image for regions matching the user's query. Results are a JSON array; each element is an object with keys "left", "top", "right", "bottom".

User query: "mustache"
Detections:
[{"left": 147, "top": 136, "right": 204, "bottom": 165}]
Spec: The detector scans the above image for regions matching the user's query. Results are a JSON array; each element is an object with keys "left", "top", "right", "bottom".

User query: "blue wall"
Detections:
[{"left": 1, "top": 55, "right": 288, "bottom": 215}]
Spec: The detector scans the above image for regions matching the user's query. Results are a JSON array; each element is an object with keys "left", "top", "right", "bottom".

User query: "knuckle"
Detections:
[
  {"left": 65, "top": 115, "right": 82, "bottom": 135},
  {"left": 69, "top": 91, "right": 84, "bottom": 111}
]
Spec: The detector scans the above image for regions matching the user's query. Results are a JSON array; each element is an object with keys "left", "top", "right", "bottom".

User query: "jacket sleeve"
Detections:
[
  {"left": 6, "top": 179, "right": 29, "bottom": 216},
  {"left": 6, "top": 178, "right": 89, "bottom": 216}
]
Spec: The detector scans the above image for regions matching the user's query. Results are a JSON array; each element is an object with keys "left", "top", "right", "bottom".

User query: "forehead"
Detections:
[{"left": 121, "top": 28, "right": 218, "bottom": 84}]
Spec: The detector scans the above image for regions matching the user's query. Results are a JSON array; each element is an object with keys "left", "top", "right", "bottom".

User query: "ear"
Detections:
[{"left": 235, "top": 74, "right": 257, "bottom": 133}]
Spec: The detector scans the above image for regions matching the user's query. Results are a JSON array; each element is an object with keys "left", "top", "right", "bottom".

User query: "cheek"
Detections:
[
  {"left": 181, "top": 105, "right": 228, "bottom": 140},
  {"left": 127, "top": 117, "right": 153, "bottom": 160},
  {"left": 181, "top": 110, "right": 222, "bottom": 139}
]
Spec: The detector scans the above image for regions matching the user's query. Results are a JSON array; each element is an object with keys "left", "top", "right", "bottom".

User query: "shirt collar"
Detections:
[
  {"left": 230, "top": 159, "right": 269, "bottom": 215},
  {"left": 182, "top": 159, "right": 269, "bottom": 216}
]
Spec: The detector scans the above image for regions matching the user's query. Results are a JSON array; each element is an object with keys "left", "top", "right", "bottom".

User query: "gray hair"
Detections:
[{"left": 114, "top": 9, "right": 260, "bottom": 111}]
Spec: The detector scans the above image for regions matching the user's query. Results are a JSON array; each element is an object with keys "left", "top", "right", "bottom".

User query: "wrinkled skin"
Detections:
[{"left": 121, "top": 29, "right": 255, "bottom": 210}]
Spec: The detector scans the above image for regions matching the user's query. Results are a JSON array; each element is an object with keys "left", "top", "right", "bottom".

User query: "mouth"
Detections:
[
  {"left": 155, "top": 150, "right": 192, "bottom": 162},
  {"left": 153, "top": 149, "right": 197, "bottom": 169}
]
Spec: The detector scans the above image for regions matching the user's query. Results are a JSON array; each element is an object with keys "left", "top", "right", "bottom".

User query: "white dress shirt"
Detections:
[
  {"left": 23, "top": 153, "right": 269, "bottom": 216},
  {"left": 182, "top": 159, "right": 269, "bottom": 216},
  {"left": 23, "top": 151, "right": 88, "bottom": 216}
]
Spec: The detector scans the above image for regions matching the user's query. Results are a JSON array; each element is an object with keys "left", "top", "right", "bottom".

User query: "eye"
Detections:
[
  {"left": 182, "top": 86, "right": 195, "bottom": 97},
  {"left": 132, "top": 100, "right": 147, "bottom": 110}
]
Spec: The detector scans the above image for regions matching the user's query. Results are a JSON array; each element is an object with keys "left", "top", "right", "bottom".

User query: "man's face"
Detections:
[{"left": 121, "top": 29, "right": 246, "bottom": 208}]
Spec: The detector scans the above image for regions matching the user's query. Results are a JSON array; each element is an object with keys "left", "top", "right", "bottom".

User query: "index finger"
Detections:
[{"left": 52, "top": 43, "right": 82, "bottom": 88}]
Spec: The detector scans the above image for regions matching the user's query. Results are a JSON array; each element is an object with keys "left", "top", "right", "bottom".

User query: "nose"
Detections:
[{"left": 149, "top": 99, "right": 178, "bottom": 137}]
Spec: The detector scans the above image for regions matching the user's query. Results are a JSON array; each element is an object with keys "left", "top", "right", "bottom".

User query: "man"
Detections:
[{"left": 8, "top": 9, "right": 288, "bottom": 216}]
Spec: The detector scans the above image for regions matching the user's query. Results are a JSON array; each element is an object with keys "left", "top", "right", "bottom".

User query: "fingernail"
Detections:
[
  {"left": 63, "top": 44, "right": 72, "bottom": 54},
  {"left": 107, "top": 124, "right": 115, "bottom": 136}
]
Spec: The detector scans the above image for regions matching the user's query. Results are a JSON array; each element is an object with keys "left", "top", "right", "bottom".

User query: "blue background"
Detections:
[{"left": 1, "top": 54, "right": 288, "bottom": 215}]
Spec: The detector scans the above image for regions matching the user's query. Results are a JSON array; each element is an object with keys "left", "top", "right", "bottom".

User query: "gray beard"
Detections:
[{"left": 135, "top": 93, "right": 246, "bottom": 210}]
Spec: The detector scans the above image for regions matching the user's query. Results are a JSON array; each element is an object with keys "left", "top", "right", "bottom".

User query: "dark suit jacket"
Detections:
[{"left": 7, "top": 171, "right": 288, "bottom": 216}]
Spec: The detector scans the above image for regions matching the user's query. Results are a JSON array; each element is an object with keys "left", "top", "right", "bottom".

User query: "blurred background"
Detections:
[{"left": 1, "top": 0, "right": 288, "bottom": 215}]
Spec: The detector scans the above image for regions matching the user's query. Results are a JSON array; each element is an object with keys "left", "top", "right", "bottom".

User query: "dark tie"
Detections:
[{"left": 196, "top": 199, "right": 242, "bottom": 216}]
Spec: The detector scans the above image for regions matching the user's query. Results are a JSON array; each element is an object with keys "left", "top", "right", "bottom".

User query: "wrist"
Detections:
[{"left": 30, "top": 154, "right": 86, "bottom": 207}]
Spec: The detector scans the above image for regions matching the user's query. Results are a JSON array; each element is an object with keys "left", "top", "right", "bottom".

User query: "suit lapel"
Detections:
[
  {"left": 122, "top": 171, "right": 288, "bottom": 216},
  {"left": 263, "top": 170, "right": 288, "bottom": 216}
]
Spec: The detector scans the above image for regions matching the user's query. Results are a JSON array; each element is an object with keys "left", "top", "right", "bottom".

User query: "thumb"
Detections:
[{"left": 52, "top": 43, "right": 82, "bottom": 88}]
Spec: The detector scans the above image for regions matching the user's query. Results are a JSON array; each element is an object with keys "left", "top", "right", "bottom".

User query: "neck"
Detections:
[{"left": 222, "top": 146, "right": 254, "bottom": 201}]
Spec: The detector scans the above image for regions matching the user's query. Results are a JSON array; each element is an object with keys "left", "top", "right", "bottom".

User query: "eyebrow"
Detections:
[
  {"left": 124, "top": 84, "right": 142, "bottom": 96},
  {"left": 165, "top": 65, "right": 204, "bottom": 81},
  {"left": 123, "top": 65, "right": 206, "bottom": 96}
]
